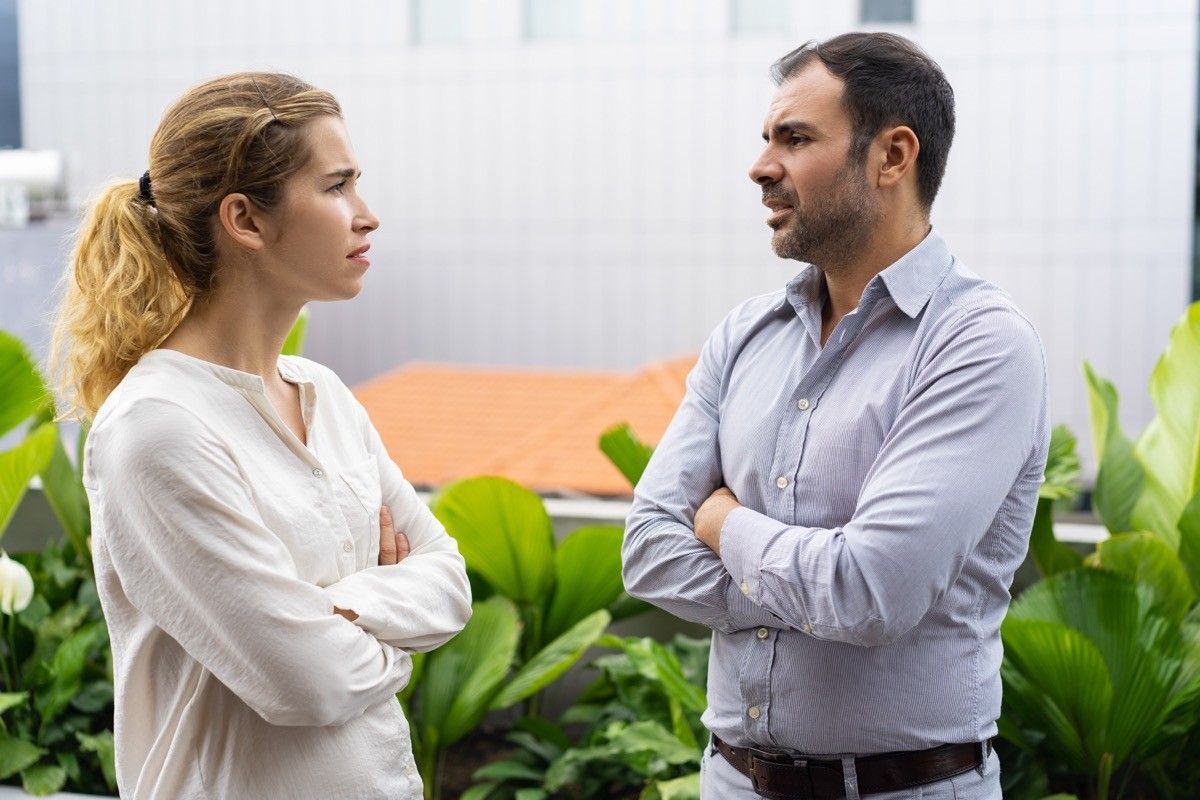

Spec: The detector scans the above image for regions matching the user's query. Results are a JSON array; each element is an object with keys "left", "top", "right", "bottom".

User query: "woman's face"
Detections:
[{"left": 260, "top": 115, "right": 380, "bottom": 303}]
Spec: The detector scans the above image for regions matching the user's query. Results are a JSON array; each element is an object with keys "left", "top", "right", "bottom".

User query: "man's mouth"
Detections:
[{"left": 764, "top": 201, "right": 794, "bottom": 228}]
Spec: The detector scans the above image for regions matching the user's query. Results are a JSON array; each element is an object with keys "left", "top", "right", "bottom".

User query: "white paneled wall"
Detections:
[{"left": 17, "top": 0, "right": 1197, "bottom": 474}]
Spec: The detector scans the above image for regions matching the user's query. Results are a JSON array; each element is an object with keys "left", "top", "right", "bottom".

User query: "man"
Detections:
[{"left": 622, "top": 32, "right": 1048, "bottom": 800}]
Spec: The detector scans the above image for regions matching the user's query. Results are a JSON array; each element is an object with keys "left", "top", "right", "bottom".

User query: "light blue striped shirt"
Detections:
[{"left": 623, "top": 231, "right": 1049, "bottom": 755}]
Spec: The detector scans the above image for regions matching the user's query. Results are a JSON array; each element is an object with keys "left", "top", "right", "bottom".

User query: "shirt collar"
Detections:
[
  {"left": 779, "top": 228, "right": 953, "bottom": 324},
  {"left": 140, "top": 349, "right": 315, "bottom": 394}
]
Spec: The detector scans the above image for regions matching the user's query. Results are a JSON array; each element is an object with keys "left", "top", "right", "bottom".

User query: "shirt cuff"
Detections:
[{"left": 719, "top": 505, "right": 786, "bottom": 606}]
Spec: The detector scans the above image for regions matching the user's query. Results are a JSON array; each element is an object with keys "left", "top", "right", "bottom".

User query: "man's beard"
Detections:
[{"left": 768, "top": 156, "right": 881, "bottom": 270}]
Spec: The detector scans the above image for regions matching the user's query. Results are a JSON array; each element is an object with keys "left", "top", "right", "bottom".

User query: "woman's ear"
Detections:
[{"left": 217, "top": 193, "right": 267, "bottom": 252}]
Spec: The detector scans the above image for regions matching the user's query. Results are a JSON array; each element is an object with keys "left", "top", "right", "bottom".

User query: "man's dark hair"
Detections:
[{"left": 772, "top": 32, "right": 955, "bottom": 210}]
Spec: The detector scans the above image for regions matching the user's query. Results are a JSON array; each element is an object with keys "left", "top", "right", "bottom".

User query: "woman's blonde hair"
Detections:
[{"left": 50, "top": 72, "right": 341, "bottom": 418}]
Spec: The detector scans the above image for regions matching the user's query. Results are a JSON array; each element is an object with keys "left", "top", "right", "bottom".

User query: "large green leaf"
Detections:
[
  {"left": 1005, "top": 569, "right": 1191, "bottom": 771},
  {"left": 1131, "top": 303, "right": 1200, "bottom": 547},
  {"left": 416, "top": 596, "right": 519, "bottom": 748},
  {"left": 1082, "top": 362, "right": 1145, "bottom": 536},
  {"left": 1029, "top": 499, "right": 1082, "bottom": 578},
  {"left": 38, "top": 430, "right": 90, "bottom": 567},
  {"left": 432, "top": 477, "right": 556, "bottom": 605},
  {"left": 21, "top": 764, "right": 66, "bottom": 796},
  {"left": 0, "top": 331, "right": 49, "bottom": 440},
  {"left": 491, "top": 609, "right": 610, "bottom": 709},
  {"left": 599, "top": 423, "right": 655, "bottom": 488},
  {"left": 1179, "top": 490, "right": 1200, "bottom": 595},
  {"left": 1001, "top": 618, "right": 1112, "bottom": 772},
  {"left": 281, "top": 307, "right": 310, "bottom": 357},
  {"left": 0, "top": 735, "right": 43, "bottom": 780},
  {"left": 543, "top": 525, "right": 624, "bottom": 642},
  {"left": 0, "top": 423, "right": 57, "bottom": 537},
  {"left": 1088, "top": 532, "right": 1195, "bottom": 621}
]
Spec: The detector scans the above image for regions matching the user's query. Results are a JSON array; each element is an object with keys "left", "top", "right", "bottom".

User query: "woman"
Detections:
[{"left": 51, "top": 73, "right": 471, "bottom": 799}]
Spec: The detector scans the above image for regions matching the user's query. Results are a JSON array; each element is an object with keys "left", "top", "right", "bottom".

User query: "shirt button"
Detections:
[
  {"left": 342, "top": 541, "right": 353, "bottom": 553},
  {"left": 802, "top": 623, "right": 813, "bottom": 634},
  {"left": 776, "top": 476, "right": 789, "bottom": 489},
  {"left": 748, "top": 706, "right": 761, "bottom": 719},
  {"left": 740, "top": 581, "right": 750, "bottom": 595},
  {"left": 797, "top": 398, "right": 810, "bottom": 410},
  {"left": 312, "top": 467, "right": 325, "bottom": 478},
  {"left": 756, "top": 627, "right": 769, "bottom": 640}
]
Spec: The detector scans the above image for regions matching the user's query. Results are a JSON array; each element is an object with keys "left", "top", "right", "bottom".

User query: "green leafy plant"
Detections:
[
  {"left": 465, "top": 634, "right": 710, "bottom": 800},
  {"left": 0, "top": 331, "right": 111, "bottom": 796},
  {"left": 400, "top": 476, "right": 645, "bottom": 798},
  {"left": 999, "top": 301, "right": 1200, "bottom": 799}
]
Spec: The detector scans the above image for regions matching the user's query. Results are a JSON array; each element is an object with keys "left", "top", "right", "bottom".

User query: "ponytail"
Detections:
[{"left": 50, "top": 181, "right": 189, "bottom": 419}]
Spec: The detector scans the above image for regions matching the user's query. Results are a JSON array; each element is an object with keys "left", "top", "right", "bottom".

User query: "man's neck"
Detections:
[{"left": 819, "top": 218, "right": 931, "bottom": 343}]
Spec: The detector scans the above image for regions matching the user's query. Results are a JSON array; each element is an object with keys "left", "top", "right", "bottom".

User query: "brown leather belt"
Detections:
[{"left": 713, "top": 735, "right": 989, "bottom": 799}]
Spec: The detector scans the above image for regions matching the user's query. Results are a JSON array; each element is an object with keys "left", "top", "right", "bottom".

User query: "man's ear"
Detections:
[
  {"left": 217, "top": 193, "right": 268, "bottom": 252},
  {"left": 876, "top": 125, "right": 920, "bottom": 191}
]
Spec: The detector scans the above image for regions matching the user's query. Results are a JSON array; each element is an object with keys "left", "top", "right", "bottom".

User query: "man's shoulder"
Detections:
[{"left": 929, "top": 259, "right": 1040, "bottom": 340}]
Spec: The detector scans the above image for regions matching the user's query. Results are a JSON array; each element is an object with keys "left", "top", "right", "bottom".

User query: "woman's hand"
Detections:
[{"left": 377, "top": 505, "right": 411, "bottom": 566}]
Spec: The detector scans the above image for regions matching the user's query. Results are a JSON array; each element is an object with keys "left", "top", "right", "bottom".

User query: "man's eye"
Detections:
[{"left": 790, "top": 135, "right": 810, "bottom": 146}]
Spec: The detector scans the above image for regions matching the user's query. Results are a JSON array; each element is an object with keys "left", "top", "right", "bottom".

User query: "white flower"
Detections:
[{"left": 0, "top": 552, "right": 33, "bottom": 615}]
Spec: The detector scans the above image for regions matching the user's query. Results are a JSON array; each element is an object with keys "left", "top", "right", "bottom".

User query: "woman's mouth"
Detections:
[{"left": 347, "top": 244, "right": 371, "bottom": 268}]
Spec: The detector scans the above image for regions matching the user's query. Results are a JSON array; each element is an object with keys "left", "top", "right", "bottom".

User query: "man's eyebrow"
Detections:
[
  {"left": 762, "top": 120, "right": 819, "bottom": 142},
  {"left": 323, "top": 168, "right": 361, "bottom": 179}
]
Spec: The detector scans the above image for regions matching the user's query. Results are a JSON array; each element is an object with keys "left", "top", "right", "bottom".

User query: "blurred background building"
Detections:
[{"left": 2, "top": 0, "right": 1197, "bottom": 481}]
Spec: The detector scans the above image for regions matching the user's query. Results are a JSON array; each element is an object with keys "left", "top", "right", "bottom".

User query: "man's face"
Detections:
[{"left": 748, "top": 63, "right": 880, "bottom": 267}]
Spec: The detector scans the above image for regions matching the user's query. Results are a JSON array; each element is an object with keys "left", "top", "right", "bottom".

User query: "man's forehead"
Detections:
[{"left": 763, "top": 63, "right": 846, "bottom": 129}]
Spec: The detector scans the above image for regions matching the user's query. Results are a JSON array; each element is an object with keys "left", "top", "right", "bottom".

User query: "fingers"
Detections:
[
  {"left": 379, "top": 505, "right": 398, "bottom": 566},
  {"left": 395, "top": 532, "right": 411, "bottom": 562}
]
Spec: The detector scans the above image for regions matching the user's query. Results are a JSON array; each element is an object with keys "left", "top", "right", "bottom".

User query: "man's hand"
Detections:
[
  {"left": 333, "top": 506, "right": 412, "bottom": 622},
  {"left": 377, "top": 505, "right": 411, "bottom": 566},
  {"left": 694, "top": 487, "right": 740, "bottom": 556}
]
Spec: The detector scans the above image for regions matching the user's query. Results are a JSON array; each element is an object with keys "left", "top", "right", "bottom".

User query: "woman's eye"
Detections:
[{"left": 329, "top": 180, "right": 347, "bottom": 194}]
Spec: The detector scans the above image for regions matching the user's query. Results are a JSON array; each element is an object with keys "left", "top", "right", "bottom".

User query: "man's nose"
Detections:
[{"left": 749, "top": 149, "right": 783, "bottom": 186}]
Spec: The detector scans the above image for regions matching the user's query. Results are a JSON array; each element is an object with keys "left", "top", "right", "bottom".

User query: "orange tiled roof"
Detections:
[{"left": 353, "top": 356, "right": 696, "bottom": 497}]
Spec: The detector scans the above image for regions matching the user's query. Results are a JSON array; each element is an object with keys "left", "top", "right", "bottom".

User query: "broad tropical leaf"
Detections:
[
  {"left": 0, "top": 423, "right": 57, "bottom": 536},
  {"left": 1088, "top": 532, "right": 1194, "bottom": 621},
  {"left": 1001, "top": 618, "right": 1112, "bottom": 771},
  {"left": 618, "top": 637, "right": 707, "bottom": 713},
  {"left": 416, "top": 597, "right": 519, "bottom": 748},
  {"left": 543, "top": 525, "right": 624, "bottom": 642},
  {"left": 0, "top": 331, "right": 49, "bottom": 440},
  {"left": 599, "top": 423, "right": 655, "bottom": 487},
  {"left": 491, "top": 609, "right": 610, "bottom": 709},
  {"left": 432, "top": 477, "right": 556, "bottom": 605},
  {"left": 1179, "top": 490, "right": 1200, "bottom": 595},
  {"left": 1130, "top": 302, "right": 1200, "bottom": 547},
  {"left": 281, "top": 307, "right": 309, "bottom": 356},
  {"left": 1005, "top": 569, "right": 1191, "bottom": 773},
  {"left": 1082, "top": 362, "right": 1144, "bottom": 536},
  {"left": 38, "top": 431, "right": 90, "bottom": 566},
  {"left": 1028, "top": 499, "right": 1082, "bottom": 578}
]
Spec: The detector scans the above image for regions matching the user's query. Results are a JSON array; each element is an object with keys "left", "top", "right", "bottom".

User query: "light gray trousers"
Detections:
[{"left": 699, "top": 742, "right": 1002, "bottom": 800}]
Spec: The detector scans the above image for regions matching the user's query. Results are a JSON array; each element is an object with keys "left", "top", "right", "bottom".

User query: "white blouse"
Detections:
[{"left": 83, "top": 349, "right": 472, "bottom": 799}]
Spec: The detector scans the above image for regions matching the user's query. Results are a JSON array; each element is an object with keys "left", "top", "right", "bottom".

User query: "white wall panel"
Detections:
[{"left": 15, "top": 0, "right": 1198, "bottom": 475}]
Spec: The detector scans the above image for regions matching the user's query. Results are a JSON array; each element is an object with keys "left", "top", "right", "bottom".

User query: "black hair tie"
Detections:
[{"left": 138, "top": 171, "right": 155, "bottom": 206}]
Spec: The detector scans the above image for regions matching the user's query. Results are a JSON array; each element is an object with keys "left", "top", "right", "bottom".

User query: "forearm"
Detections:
[{"left": 622, "top": 513, "right": 788, "bottom": 633}]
